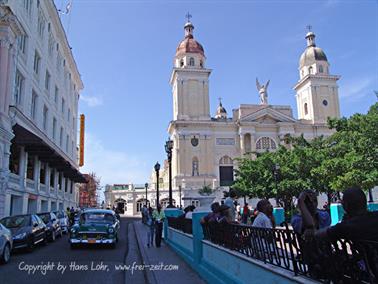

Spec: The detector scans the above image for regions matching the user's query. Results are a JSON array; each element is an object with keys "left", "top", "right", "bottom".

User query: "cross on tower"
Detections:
[
  {"left": 186, "top": 12, "right": 192, "bottom": 22},
  {"left": 306, "top": 25, "right": 312, "bottom": 32}
]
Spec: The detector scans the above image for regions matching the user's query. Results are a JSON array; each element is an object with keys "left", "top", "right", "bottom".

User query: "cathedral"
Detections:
[{"left": 149, "top": 18, "right": 341, "bottom": 208}]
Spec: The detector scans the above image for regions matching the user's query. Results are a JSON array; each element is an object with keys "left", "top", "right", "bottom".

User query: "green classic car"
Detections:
[{"left": 69, "top": 209, "right": 120, "bottom": 248}]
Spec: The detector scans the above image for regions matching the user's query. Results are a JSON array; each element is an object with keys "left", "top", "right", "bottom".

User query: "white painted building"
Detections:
[
  {"left": 149, "top": 19, "right": 343, "bottom": 208},
  {"left": 0, "top": 0, "right": 85, "bottom": 218}
]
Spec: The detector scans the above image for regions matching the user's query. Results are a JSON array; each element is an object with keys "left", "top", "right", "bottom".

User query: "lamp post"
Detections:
[
  {"left": 368, "top": 189, "right": 374, "bottom": 203},
  {"left": 145, "top": 183, "right": 148, "bottom": 207},
  {"left": 179, "top": 185, "right": 182, "bottom": 209},
  {"left": 154, "top": 162, "right": 160, "bottom": 206},
  {"left": 165, "top": 139, "right": 174, "bottom": 208},
  {"left": 273, "top": 164, "right": 280, "bottom": 207}
]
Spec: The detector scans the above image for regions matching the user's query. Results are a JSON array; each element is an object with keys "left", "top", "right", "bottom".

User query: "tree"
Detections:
[{"left": 322, "top": 103, "right": 378, "bottom": 193}]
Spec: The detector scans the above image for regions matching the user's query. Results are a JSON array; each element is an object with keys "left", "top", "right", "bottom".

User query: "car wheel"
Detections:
[
  {"left": 42, "top": 233, "right": 48, "bottom": 246},
  {"left": 27, "top": 237, "right": 34, "bottom": 252},
  {"left": 110, "top": 242, "right": 116, "bottom": 249},
  {"left": 51, "top": 231, "right": 56, "bottom": 242},
  {"left": 0, "top": 243, "right": 11, "bottom": 264}
]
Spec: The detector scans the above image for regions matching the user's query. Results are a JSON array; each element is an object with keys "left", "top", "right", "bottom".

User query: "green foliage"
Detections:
[
  {"left": 234, "top": 103, "right": 378, "bottom": 208},
  {"left": 198, "top": 184, "right": 213, "bottom": 196}
]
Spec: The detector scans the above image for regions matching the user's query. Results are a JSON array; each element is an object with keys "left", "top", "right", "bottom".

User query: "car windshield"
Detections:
[
  {"left": 0, "top": 216, "right": 30, "bottom": 228},
  {"left": 38, "top": 214, "right": 50, "bottom": 223},
  {"left": 81, "top": 212, "right": 114, "bottom": 224}
]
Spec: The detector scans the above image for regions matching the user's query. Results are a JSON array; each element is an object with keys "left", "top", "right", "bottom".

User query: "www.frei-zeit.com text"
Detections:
[{"left": 18, "top": 261, "right": 179, "bottom": 275}]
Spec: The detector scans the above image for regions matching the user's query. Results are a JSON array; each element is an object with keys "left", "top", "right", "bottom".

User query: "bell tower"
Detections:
[
  {"left": 170, "top": 16, "right": 211, "bottom": 121},
  {"left": 294, "top": 28, "right": 341, "bottom": 124}
]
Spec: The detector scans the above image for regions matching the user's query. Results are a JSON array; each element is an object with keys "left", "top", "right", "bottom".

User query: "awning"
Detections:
[{"left": 12, "top": 124, "right": 87, "bottom": 183}]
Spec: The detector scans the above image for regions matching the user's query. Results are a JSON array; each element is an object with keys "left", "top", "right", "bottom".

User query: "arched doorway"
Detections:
[
  {"left": 114, "top": 198, "right": 126, "bottom": 214},
  {"left": 160, "top": 198, "right": 176, "bottom": 209},
  {"left": 136, "top": 199, "right": 150, "bottom": 213},
  {"left": 219, "top": 156, "right": 234, "bottom": 186}
]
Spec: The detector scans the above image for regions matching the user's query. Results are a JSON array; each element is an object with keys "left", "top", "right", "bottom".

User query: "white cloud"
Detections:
[
  {"left": 339, "top": 77, "right": 375, "bottom": 101},
  {"left": 81, "top": 133, "right": 149, "bottom": 186},
  {"left": 80, "top": 95, "right": 103, "bottom": 107}
]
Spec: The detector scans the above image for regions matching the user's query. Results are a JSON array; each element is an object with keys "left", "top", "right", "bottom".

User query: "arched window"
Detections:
[
  {"left": 256, "top": 137, "right": 277, "bottom": 151},
  {"left": 304, "top": 103, "right": 308, "bottom": 115},
  {"left": 219, "top": 156, "right": 233, "bottom": 186},
  {"left": 180, "top": 60, "right": 184, "bottom": 67},
  {"left": 219, "top": 156, "right": 233, "bottom": 165},
  {"left": 192, "top": 157, "right": 199, "bottom": 176},
  {"left": 136, "top": 198, "right": 150, "bottom": 212},
  {"left": 319, "top": 65, "right": 323, "bottom": 73},
  {"left": 160, "top": 198, "right": 176, "bottom": 209},
  {"left": 189, "top": 57, "right": 195, "bottom": 66},
  {"left": 200, "top": 60, "right": 203, "bottom": 67},
  {"left": 308, "top": 66, "right": 313, "bottom": 74}
]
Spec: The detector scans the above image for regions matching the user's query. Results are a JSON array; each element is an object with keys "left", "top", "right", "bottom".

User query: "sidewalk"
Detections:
[{"left": 133, "top": 221, "right": 206, "bottom": 284}]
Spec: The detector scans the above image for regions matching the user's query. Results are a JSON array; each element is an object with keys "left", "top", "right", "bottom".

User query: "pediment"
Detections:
[{"left": 240, "top": 107, "right": 297, "bottom": 123}]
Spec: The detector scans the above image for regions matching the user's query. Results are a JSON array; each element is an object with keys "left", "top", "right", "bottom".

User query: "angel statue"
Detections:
[{"left": 256, "top": 78, "right": 270, "bottom": 105}]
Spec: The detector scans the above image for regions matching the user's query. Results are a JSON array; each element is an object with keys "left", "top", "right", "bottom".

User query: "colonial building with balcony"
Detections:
[{"left": 0, "top": 0, "right": 85, "bottom": 218}]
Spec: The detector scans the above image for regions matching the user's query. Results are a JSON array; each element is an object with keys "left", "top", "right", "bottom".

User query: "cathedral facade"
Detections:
[{"left": 152, "top": 19, "right": 342, "bottom": 207}]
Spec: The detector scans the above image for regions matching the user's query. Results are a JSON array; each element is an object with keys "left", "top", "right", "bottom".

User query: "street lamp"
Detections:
[
  {"left": 273, "top": 164, "right": 280, "bottom": 206},
  {"left": 165, "top": 139, "right": 174, "bottom": 208},
  {"left": 145, "top": 183, "right": 148, "bottom": 207},
  {"left": 154, "top": 162, "right": 160, "bottom": 206},
  {"left": 179, "top": 185, "right": 182, "bottom": 209}
]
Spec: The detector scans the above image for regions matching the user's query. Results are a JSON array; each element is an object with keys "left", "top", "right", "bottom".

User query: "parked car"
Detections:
[
  {"left": 69, "top": 209, "right": 120, "bottom": 249},
  {"left": 0, "top": 223, "right": 12, "bottom": 264},
  {"left": 37, "top": 212, "right": 62, "bottom": 242},
  {"left": 0, "top": 214, "right": 47, "bottom": 252},
  {"left": 54, "top": 210, "right": 69, "bottom": 234}
]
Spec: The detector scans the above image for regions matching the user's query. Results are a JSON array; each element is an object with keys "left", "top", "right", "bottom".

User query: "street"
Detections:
[{"left": 0, "top": 217, "right": 139, "bottom": 284}]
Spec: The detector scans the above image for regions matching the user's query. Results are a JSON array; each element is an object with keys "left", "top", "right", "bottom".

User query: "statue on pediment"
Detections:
[{"left": 256, "top": 78, "right": 270, "bottom": 105}]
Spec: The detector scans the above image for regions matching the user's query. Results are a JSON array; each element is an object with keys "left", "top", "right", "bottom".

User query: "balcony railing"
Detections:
[
  {"left": 202, "top": 222, "right": 378, "bottom": 283},
  {"left": 167, "top": 217, "right": 193, "bottom": 235},
  {"left": 8, "top": 173, "right": 20, "bottom": 184},
  {"left": 26, "top": 179, "right": 35, "bottom": 189}
]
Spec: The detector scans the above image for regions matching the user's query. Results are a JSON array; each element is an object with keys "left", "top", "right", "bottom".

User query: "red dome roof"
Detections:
[{"left": 176, "top": 35, "right": 205, "bottom": 57}]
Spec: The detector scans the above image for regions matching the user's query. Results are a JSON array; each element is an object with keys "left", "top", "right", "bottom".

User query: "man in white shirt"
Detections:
[
  {"left": 252, "top": 199, "right": 273, "bottom": 229},
  {"left": 224, "top": 190, "right": 238, "bottom": 221}
]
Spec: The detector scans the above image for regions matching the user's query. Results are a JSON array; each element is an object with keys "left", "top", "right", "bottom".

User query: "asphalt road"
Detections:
[{"left": 0, "top": 217, "right": 139, "bottom": 284}]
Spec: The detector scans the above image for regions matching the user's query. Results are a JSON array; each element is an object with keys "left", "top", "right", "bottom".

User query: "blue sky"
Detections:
[{"left": 56, "top": 0, "right": 378, "bottom": 186}]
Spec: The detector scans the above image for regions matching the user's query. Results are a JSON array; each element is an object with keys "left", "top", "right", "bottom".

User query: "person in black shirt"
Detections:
[{"left": 315, "top": 187, "right": 378, "bottom": 241}]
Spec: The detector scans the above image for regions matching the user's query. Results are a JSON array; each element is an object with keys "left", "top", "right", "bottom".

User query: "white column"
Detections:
[
  {"left": 19, "top": 147, "right": 27, "bottom": 188},
  {"left": 34, "top": 156, "right": 40, "bottom": 192},
  {"left": 239, "top": 134, "right": 245, "bottom": 156}
]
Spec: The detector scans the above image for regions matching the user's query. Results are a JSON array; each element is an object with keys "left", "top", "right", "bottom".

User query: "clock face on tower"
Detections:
[{"left": 191, "top": 137, "right": 199, "bottom": 147}]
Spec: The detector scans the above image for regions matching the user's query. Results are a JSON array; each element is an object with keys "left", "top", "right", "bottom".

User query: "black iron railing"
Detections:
[
  {"left": 167, "top": 217, "right": 193, "bottom": 234},
  {"left": 202, "top": 222, "right": 378, "bottom": 284}
]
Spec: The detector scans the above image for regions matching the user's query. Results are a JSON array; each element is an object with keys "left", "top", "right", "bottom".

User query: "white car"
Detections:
[
  {"left": 54, "top": 210, "right": 69, "bottom": 234},
  {"left": 0, "top": 223, "right": 12, "bottom": 264}
]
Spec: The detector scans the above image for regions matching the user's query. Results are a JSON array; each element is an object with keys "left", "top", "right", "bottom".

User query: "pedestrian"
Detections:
[
  {"left": 314, "top": 187, "right": 378, "bottom": 242},
  {"left": 224, "top": 190, "right": 238, "bottom": 221},
  {"left": 141, "top": 205, "right": 147, "bottom": 224},
  {"left": 146, "top": 207, "right": 154, "bottom": 248},
  {"left": 218, "top": 204, "right": 233, "bottom": 223},
  {"left": 291, "top": 190, "right": 331, "bottom": 236},
  {"left": 152, "top": 204, "right": 165, "bottom": 247},
  {"left": 242, "top": 203, "right": 250, "bottom": 224},
  {"left": 185, "top": 205, "right": 195, "bottom": 219},
  {"left": 201, "top": 202, "right": 221, "bottom": 224},
  {"left": 252, "top": 199, "right": 274, "bottom": 228}
]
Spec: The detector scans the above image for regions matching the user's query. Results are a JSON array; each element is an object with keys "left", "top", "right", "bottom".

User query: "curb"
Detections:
[{"left": 133, "top": 221, "right": 158, "bottom": 284}]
